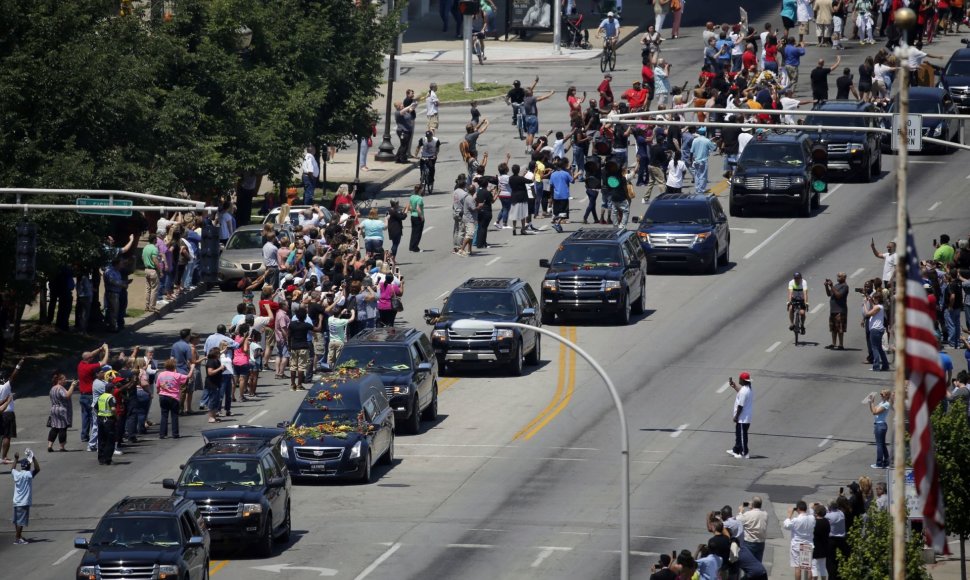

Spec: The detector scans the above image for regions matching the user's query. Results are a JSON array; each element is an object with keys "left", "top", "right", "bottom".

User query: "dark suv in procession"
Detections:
[
  {"left": 425, "top": 278, "right": 541, "bottom": 376},
  {"left": 539, "top": 229, "right": 647, "bottom": 324},
  {"left": 729, "top": 133, "right": 820, "bottom": 217},
  {"left": 336, "top": 327, "right": 439, "bottom": 434},
  {"left": 635, "top": 193, "right": 730, "bottom": 274},
  {"left": 162, "top": 427, "right": 291, "bottom": 557},
  {"left": 75, "top": 496, "right": 210, "bottom": 580},
  {"left": 801, "top": 101, "right": 882, "bottom": 182}
]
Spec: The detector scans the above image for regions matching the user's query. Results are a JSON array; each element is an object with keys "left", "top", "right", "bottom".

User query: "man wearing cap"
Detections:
[
  {"left": 96, "top": 385, "right": 118, "bottom": 465},
  {"left": 622, "top": 81, "right": 648, "bottom": 111},
  {"left": 728, "top": 372, "right": 754, "bottom": 458},
  {"left": 86, "top": 364, "right": 111, "bottom": 452},
  {"left": 689, "top": 127, "right": 716, "bottom": 194},
  {"left": 11, "top": 451, "right": 39, "bottom": 544},
  {"left": 415, "top": 130, "right": 441, "bottom": 193},
  {"left": 597, "top": 74, "right": 614, "bottom": 110},
  {"left": 597, "top": 12, "right": 621, "bottom": 50}
]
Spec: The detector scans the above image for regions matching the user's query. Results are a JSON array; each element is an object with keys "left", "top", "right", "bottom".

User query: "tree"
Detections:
[
  {"left": 839, "top": 503, "right": 931, "bottom": 580},
  {"left": 933, "top": 400, "right": 970, "bottom": 580}
]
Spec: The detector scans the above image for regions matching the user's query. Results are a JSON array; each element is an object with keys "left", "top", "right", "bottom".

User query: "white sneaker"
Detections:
[
  {"left": 113, "top": 449, "right": 123, "bottom": 456},
  {"left": 726, "top": 449, "right": 742, "bottom": 458}
]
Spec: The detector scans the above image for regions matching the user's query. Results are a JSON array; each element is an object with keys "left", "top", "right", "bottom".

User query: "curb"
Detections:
[
  {"left": 124, "top": 282, "right": 210, "bottom": 335},
  {"left": 440, "top": 94, "right": 506, "bottom": 108}
]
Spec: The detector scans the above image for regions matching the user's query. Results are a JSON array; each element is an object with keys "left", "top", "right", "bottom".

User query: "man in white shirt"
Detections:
[
  {"left": 728, "top": 372, "right": 753, "bottom": 458},
  {"left": 783, "top": 501, "right": 815, "bottom": 580},
  {"left": 738, "top": 126, "right": 754, "bottom": 156},
  {"left": 301, "top": 145, "right": 320, "bottom": 205},
  {"left": 870, "top": 239, "right": 896, "bottom": 287},
  {"left": 906, "top": 45, "right": 942, "bottom": 84},
  {"left": 738, "top": 496, "right": 769, "bottom": 562},
  {"left": 780, "top": 88, "right": 809, "bottom": 125},
  {"left": 426, "top": 83, "right": 440, "bottom": 133}
]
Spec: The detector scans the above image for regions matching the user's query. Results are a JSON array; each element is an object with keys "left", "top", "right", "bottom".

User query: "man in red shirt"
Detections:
[
  {"left": 640, "top": 65, "right": 655, "bottom": 110},
  {"left": 77, "top": 343, "right": 109, "bottom": 443},
  {"left": 622, "top": 81, "right": 649, "bottom": 111},
  {"left": 597, "top": 73, "right": 614, "bottom": 110},
  {"left": 741, "top": 43, "right": 757, "bottom": 72}
]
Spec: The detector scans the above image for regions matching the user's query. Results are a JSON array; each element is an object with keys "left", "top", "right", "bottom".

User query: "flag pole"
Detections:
[{"left": 892, "top": 8, "right": 917, "bottom": 580}]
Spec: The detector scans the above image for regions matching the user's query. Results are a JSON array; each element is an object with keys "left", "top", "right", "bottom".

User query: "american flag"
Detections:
[{"left": 903, "top": 219, "right": 946, "bottom": 552}]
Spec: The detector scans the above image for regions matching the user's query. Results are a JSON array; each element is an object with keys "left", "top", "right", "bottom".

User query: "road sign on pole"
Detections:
[
  {"left": 76, "top": 198, "right": 133, "bottom": 216},
  {"left": 891, "top": 113, "right": 922, "bottom": 152}
]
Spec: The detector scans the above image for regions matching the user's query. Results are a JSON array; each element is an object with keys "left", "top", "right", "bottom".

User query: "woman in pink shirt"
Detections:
[
  {"left": 377, "top": 274, "right": 404, "bottom": 328},
  {"left": 155, "top": 358, "right": 192, "bottom": 439}
]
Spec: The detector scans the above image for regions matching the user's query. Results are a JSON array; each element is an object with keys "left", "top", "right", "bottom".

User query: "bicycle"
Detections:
[
  {"left": 511, "top": 103, "right": 525, "bottom": 140},
  {"left": 419, "top": 157, "right": 436, "bottom": 195},
  {"left": 790, "top": 299, "right": 807, "bottom": 345},
  {"left": 599, "top": 36, "right": 617, "bottom": 73},
  {"left": 472, "top": 31, "right": 486, "bottom": 65}
]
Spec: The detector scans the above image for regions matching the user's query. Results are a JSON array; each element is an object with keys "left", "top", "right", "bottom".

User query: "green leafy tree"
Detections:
[
  {"left": 933, "top": 400, "right": 970, "bottom": 580},
  {"left": 839, "top": 503, "right": 931, "bottom": 580}
]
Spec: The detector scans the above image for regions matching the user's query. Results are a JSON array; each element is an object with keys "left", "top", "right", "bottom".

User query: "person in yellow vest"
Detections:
[{"left": 96, "top": 391, "right": 116, "bottom": 466}]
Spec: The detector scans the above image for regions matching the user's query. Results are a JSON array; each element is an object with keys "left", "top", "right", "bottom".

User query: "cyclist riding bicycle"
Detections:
[
  {"left": 505, "top": 77, "right": 538, "bottom": 127},
  {"left": 414, "top": 130, "right": 441, "bottom": 193},
  {"left": 596, "top": 11, "right": 620, "bottom": 50},
  {"left": 788, "top": 272, "right": 809, "bottom": 332}
]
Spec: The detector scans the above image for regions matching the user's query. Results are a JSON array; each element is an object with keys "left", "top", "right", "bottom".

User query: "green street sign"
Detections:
[{"left": 76, "top": 198, "right": 133, "bottom": 217}]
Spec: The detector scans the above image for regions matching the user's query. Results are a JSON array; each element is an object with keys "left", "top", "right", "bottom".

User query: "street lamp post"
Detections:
[
  {"left": 375, "top": 0, "right": 398, "bottom": 162},
  {"left": 450, "top": 319, "right": 630, "bottom": 580}
]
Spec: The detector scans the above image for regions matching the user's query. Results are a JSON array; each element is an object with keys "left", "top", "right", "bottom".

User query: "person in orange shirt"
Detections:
[{"left": 622, "top": 81, "right": 649, "bottom": 111}]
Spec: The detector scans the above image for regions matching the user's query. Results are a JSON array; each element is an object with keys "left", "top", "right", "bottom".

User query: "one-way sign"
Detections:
[{"left": 891, "top": 113, "right": 922, "bottom": 152}]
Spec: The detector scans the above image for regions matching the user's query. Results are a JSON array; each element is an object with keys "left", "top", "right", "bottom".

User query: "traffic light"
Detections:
[
  {"left": 15, "top": 221, "right": 37, "bottom": 282},
  {"left": 457, "top": 0, "right": 480, "bottom": 15},
  {"left": 810, "top": 144, "right": 828, "bottom": 194},
  {"left": 198, "top": 223, "right": 221, "bottom": 284}
]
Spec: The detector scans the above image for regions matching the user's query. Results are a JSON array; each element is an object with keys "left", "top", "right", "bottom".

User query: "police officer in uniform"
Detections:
[{"left": 96, "top": 389, "right": 117, "bottom": 465}]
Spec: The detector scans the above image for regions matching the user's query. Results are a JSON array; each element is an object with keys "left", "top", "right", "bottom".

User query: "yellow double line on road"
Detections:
[
  {"left": 512, "top": 327, "right": 576, "bottom": 441},
  {"left": 210, "top": 560, "right": 229, "bottom": 575},
  {"left": 439, "top": 376, "right": 460, "bottom": 393}
]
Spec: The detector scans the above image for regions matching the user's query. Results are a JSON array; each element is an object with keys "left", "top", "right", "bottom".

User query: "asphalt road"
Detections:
[{"left": 3, "top": 17, "right": 969, "bottom": 580}]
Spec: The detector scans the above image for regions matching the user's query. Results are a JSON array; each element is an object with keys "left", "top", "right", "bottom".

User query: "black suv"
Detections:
[
  {"left": 539, "top": 229, "right": 647, "bottom": 324},
  {"left": 801, "top": 100, "right": 882, "bottom": 182},
  {"left": 729, "top": 133, "right": 820, "bottom": 217},
  {"left": 75, "top": 496, "right": 210, "bottom": 580},
  {"left": 635, "top": 193, "right": 730, "bottom": 274},
  {"left": 425, "top": 278, "right": 541, "bottom": 376},
  {"left": 162, "top": 427, "right": 291, "bottom": 557},
  {"left": 336, "top": 327, "right": 439, "bottom": 434},
  {"left": 940, "top": 45, "right": 970, "bottom": 113}
]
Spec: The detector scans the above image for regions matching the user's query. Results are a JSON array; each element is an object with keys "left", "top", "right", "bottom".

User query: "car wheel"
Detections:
[
  {"left": 719, "top": 242, "right": 730, "bottom": 267},
  {"left": 525, "top": 334, "right": 541, "bottom": 365},
  {"left": 405, "top": 398, "right": 421, "bottom": 434},
  {"left": 278, "top": 502, "right": 291, "bottom": 543},
  {"left": 616, "top": 293, "right": 631, "bottom": 325},
  {"left": 380, "top": 434, "right": 395, "bottom": 465},
  {"left": 729, "top": 201, "right": 742, "bottom": 217},
  {"left": 357, "top": 451, "right": 372, "bottom": 484},
  {"left": 873, "top": 152, "right": 882, "bottom": 175},
  {"left": 509, "top": 341, "right": 524, "bottom": 376},
  {"left": 862, "top": 155, "right": 875, "bottom": 183},
  {"left": 541, "top": 308, "right": 557, "bottom": 324},
  {"left": 256, "top": 515, "right": 274, "bottom": 557},
  {"left": 811, "top": 191, "right": 820, "bottom": 210},
  {"left": 799, "top": 192, "right": 812, "bottom": 217},
  {"left": 421, "top": 383, "right": 439, "bottom": 421},
  {"left": 631, "top": 276, "right": 646, "bottom": 314}
]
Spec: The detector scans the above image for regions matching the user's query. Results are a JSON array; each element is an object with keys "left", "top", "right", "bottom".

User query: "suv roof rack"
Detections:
[
  {"left": 352, "top": 327, "right": 420, "bottom": 343},
  {"left": 460, "top": 278, "right": 518, "bottom": 289},
  {"left": 567, "top": 229, "right": 625, "bottom": 241}
]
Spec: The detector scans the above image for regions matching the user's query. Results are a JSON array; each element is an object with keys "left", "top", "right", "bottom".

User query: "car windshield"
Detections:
[
  {"left": 178, "top": 459, "right": 263, "bottom": 488},
  {"left": 739, "top": 144, "right": 804, "bottom": 167},
  {"left": 292, "top": 409, "right": 360, "bottom": 427},
  {"left": 551, "top": 244, "right": 622, "bottom": 267},
  {"left": 90, "top": 517, "right": 181, "bottom": 548},
  {"left": 909, "top": 99, "right": 942, "bottom": 114},
  {"left": 442, "top": 291, "right": 517, "bottom": 317},
  {"left": 643, "top": 204, "right": 712, "bottom": 225},
  {"left": 337, "top": 346, "right": 411, "bottom": 371},
  {"left": 225, "top": 230, "right": 264, "bottom": 250},
  {"left": 804, "top": 114, "right": 864, "bottom": 127},
  {"left": 945, "top": 59, "right": 970, "bottom": 76}
]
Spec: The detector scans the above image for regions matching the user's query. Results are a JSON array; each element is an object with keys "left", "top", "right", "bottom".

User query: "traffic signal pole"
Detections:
[{"left": 463, "top": 14, "right": 473, "bottom": 92}]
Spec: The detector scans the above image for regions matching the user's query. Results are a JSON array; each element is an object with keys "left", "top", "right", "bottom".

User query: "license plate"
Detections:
[
  {"left": 462, "top": 353, "right": 479, "bottom": 360},
  {"left": 310, "top": 464, "right": 329, "bottom": 472}
]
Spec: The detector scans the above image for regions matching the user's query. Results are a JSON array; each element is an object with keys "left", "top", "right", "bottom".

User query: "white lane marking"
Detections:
[
  {"left": 819, "top": 183, "right": 843, "bottom": 202},
  {"left": 633, "top": 460, "right": 662, "bottom": 464},
  {"left": 52, "top": 549, "right": 78, "bottom": 566},
  {"left": 640, "top": 450, "right": 665, "bottom": 453},
  {"left": 670, "top": 424, "right": 689, "bottom": 438},
  {"left": 729, "top": 227, "right": 757, "bottom": 234},
  {"left": 744, "top": 219, "right": 796, "bottom": 259},
  {"left": 486, "top": 256, "right": 502, "bottom": 266},
  {"left": 532, "top": 546, "right": 572, "bottom": 567},
  {"left": 635, "top": 535, "right": 678, "bottom": 540},
  {"left": 609, "top": 550, "right": 659, "bottom": 557},
  {"left": 910, "top": 160, "right": 945, "bottom": 164},
  {"left": 248, "top": 409, "right": 268, "bottom": 424},
  {"left": 396, "top": 454, "right": 586, "bottom": 461},
  {"left": 818, "top": 435, "right": 834, "bottom": 447},
  {"left": 709, "top": 463, "right": 747, "bottom": 468},
  {"left": 849, "top": 267, "right": 866, "bottom": 279},
  {"left": 928, "top": 201, "right": 941, "bottom": 211},
  {"left": 423, "top": 226, "right": 435, "bottom": 233},
  {"left": 559, "top": 531, "right": 591, "bottom": 535},
  {"left": 448, "top": 543, "right": 494, "bottom": 549},
  {"left": 717, "top": 382, "right": 730, "bottom": 393},
  {"left": 766, "top": 341, "right": 782, "bottom": 353},
  {"left": 468, "top": 528, "right": 507, "bottom": 532},
  {"left": 252, "top": 564, "right": 338, "bottom": 576},
  {"left": 810, "top": 303, "right": 824, "bottom": 314},
  {"left": 353, "top": 542, "right": 402, "bottom": 580},
  {"left": 12, "top": 441, "right": 39, "bottom": 445}
]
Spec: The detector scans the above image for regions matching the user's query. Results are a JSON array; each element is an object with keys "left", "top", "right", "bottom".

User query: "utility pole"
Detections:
[
  {"left": 375, "top": 0, "right": 398, "bottom": 162},
  {"left": 463, "top": 15, "right": 474, "bottom": 92}
]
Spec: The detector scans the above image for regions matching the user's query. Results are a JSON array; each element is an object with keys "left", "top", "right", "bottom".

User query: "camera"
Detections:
[
  {"left": 825, "top": 279, "right": 832, "bottom": 285},
  {"left": 854, "top": 287, "right": 864, "bottom": 293}
]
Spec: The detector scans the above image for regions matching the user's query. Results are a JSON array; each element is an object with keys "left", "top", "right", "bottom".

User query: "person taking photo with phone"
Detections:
[{"left": 728, "top": 372, "right": 754, "bottom": 458}]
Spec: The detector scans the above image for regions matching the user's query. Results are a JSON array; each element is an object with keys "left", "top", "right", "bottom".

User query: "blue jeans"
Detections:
[
  {"left": 78, "top": 394, "right": 93, "bottom": 441},
  {"left": 497, "top": 198, "right": 511, "bottom": 225},
  {"left": 221, "top": 375, "right": 233, "bottom": 415},
  {"left": 869, "top": 327, "right": 889, "bottom": 370},
  {"left": 693, "top": 159, "right": 709, "bottom": 193},
  {"left": 302, "top": 175, "right": 316, "bottom": 205},
  {"left": 125, "top": 389, "right": 151, "bottom": 437},
  {"left": 874, "top": 422, "right": 889, "bottom": 467},
  {"left": 572, "top": 147, "right": 586, "bottom": 178},
  {"left": 182, "top": 259, "right": 197, "bottom": 288},
  {"left": 611, "top": 150, "right": 628, "bottom": 169},
  {"left": 945, "top": 308, "right": 962, "bottom": 348},
  {"left": 534, "top": 182, "right": 545, "bottom": 215}
]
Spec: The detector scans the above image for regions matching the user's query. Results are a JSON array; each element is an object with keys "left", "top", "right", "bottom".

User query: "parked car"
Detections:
[
  {"left": 539, "top": 229, "right": 647, "bottom": 323},
  {"left": 75, "top": 496, "right": 210, "bottom": 580},
  {"left": 800, "top": 100, "right": 883, "bottom": 182},
  {"left": 879, "top": 87, "right": 959, "bottom": 154},
  {"left": 162, "top": 426, "right": 291, "bottom": 557},
  {"left": 262, "top": 205, "right": 333, "bottom": 228},
  {"left": 635, "top": 193, "right": 730, "bottom": 274},
  {"left": 729, "top": 133, "right": 820, "bottom": 217},
  {"left": 218, "top": 224, "right": 266, "bottom": 289},
  {"left": 939, "top": 44, "right": 970, "bottom": 113},
  {"left": 279, "top": 370, "right": 394, "bottom": 484},
  {"left": 424, "top": 278, "right": 541, "bottom": 376},
  {"left": 335, "top": 327, "right": 439, "bottom": 435}
]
